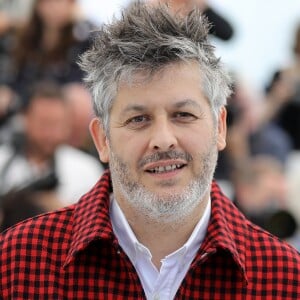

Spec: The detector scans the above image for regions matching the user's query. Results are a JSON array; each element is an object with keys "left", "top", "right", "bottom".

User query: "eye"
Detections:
[
  {"left": 124, "top": 115, "right": 151, "bottom": 129},
  {"left": 173, "top": 111, "right": 198, "bottom": 122},
  {"left": 131, "top": 115, "right": 148, "bottom": 123}
]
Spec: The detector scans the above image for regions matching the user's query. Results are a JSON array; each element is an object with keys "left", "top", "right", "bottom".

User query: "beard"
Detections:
[{"left": 109, "top": 138, "right": 218, "bottom": 224}]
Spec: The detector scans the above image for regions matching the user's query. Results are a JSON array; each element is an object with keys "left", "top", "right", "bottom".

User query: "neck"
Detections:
[
  {"left": 42, "top": 27, "right": 60, "bottom": 51},
  {"left": 120, "top": 194, "right": 209, "bottom": 270}
]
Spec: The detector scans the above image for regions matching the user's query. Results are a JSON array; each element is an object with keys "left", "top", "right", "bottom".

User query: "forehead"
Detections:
[
  {"left": 113, "top": 61, "right": 207, "bottom": 111},
  {"left": 120, "top": 60, "right": 201, "bottom": 87}
]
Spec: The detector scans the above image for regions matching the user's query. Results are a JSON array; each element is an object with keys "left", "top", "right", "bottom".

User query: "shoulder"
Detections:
[
  {"left": 0, "top": 205, "right": 75, "bottom": 260},
  {"left": 243, "top": 221, "right": 300, "bottom": 292},
  {"left": 233, "top": 201, "right": 300, "bottom": 284},
  {"left": 211, "top": 183, "right": 300, "bottom": 272},
  {"left": 229, "top": 196, "right": 300, "bottom": 265},
  {"left": 246, "top": 219, "right": 300, "bottom": 259},
  {"left": 0, "top": 206, "right": 76, "bottom": 298}
]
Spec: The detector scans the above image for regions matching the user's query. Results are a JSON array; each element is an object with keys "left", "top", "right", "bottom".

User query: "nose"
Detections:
[{"left": 148, "top": 118, "right": 178, "bottom": 151}]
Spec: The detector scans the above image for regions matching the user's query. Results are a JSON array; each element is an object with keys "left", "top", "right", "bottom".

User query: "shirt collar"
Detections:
[
  {"left": 64, "top": 170, "right": 115, "bottom": 267},
  {"left": 198, "top": 182, "right": 248, "bottom": 284},
  {"left": 110, "top": 194, "right": 211, "bottom": 266},
  {"left": 109, "top": 194, "right": 139, "bottom": 263},
  {"left": 64, "top": 170, "right": 247, "bottom": 284}
]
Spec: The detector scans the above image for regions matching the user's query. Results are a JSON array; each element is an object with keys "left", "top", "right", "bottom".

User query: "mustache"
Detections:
[{"left": 138, "top": 150, "right": 192, "bottom": 169}]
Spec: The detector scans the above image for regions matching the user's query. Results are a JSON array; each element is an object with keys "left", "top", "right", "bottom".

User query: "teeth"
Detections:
[
  {"left": 165, "top": 165, "right": 172, "bottom": 171},
  {"left": 149, "top": 164, "right": 182, "bottom": 173}
]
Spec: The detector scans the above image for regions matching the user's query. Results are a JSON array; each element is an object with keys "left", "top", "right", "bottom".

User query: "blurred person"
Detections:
[
  {"left": 285, "top": 150, "right": 300, "bottom": 225},
  {"left": 216, "top": 77, "right": 260, "bottom": 183},
  {"left": 1, "top": 2, "right": 300, "bottom": 299},
  {"left": 233, "top": 155, "right": 288, "bottom": 228},
  {"left": 0, "top": 1, "right": 33, "bottom": 124},
  {"left": 0, "top": 85, "right": 23, "bottom": 145},
  {"left": 0, "top": 0, "right": 34, "bottom": 86},
  {"left": 0, "top": 85, "right": 16, "bottom": 122},
  {"left": 0, "top": 81, "right": 103, "bottom": 205},
  {"left": 0, "top": 188, "right": 62, "bottom": 232},
  {"left": 231, "top": 77, "right": 292, "bottom": 164},
  {"left": 0, "top": 0, "right": 34, "bottom": 24},
  {"left": 6, "top": 0, "right": 95, "bottom": 104},
  {"left": 62, "top": 82, "right": 96, "bottom": 155},
  {"left": 148, "top": 0, "right": 234, "bottom": 40},
  {"left": 263, "top": 209, "right": 300, "bottom": 251},
  {"left": 265, "top": 24, "right": 300, "bottom": 149},
  {"left": 77, "top": 0, "right": 132, "bottom": 25},
  {"left": 215, "top": 76, "right": 292, "bottom": 199}
]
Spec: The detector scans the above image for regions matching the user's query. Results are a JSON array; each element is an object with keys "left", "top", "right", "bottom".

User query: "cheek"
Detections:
[
  {"left": 179, "top": 128, "right": 215, "bottom": 152},
  {"left": 110, "top": 130, "right": 149, "bottom": 157}
]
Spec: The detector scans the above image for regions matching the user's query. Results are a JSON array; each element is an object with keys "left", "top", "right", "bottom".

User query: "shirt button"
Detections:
[{"left": 153, "top": 294, "right": 160, "bottom": 300}]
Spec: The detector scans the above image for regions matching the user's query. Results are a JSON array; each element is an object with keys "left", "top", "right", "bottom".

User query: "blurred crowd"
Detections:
[
  {"left": 0, "top": 0, "right": 104, "bottom": 231},
  {"left": 0, "top": 0, "right": 300, "bottom": 251}
]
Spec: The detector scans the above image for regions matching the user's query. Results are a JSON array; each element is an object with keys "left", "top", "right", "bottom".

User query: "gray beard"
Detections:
[{"left": 109, "top": 143, "right": 218, "bottom": 224}]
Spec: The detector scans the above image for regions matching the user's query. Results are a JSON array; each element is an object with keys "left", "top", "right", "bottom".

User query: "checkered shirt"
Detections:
[{"left": 1, "top": 170, "right": 300, "bottom": 299}]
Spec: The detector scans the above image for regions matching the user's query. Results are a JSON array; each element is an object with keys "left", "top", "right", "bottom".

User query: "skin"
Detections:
[
  {"left": 24, "top": 97, "right": 70, "bottom": 166},
  {"left": 90, "top": 61, "right": 227, "bottom": 268},
  {"left": 63, "top": 83, "right": 93, "bottom": 148},
  {"left": 148, "top": 0, "right": 207, "bottom": 15},
  {"left": 35, "top": 0, "right": 75, "bottom": 50},
  {"left": 36, "top": 0, "right": 75, "bottom": 30}
]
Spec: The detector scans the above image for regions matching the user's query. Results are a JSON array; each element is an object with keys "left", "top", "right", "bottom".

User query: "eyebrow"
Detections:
[
  {"left": 122, "top": 104, "right": 147, "bottom": 114},
  {"left": 121, "top": 99, "right": 203, "bottom": 114},
  {"left": 173, "top": 99, "right": 203, "bottom": 109}
]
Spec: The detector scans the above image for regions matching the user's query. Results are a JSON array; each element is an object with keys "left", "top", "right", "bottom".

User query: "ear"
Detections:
[
  {"left": 217, "top": 106, "right": 227, "bottom": 151},
  {"left": 89, "top": 118, "right": 110, "bottom": 163}
]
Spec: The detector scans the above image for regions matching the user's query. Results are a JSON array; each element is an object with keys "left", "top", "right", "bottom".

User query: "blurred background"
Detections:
[
  {"left": 211, "top": 0, "right": 300, "bottom": 92},
  {"left": 0, "top": 0, "right": 300, "bottom": 251},
  {"left": 78, "top": 0, "right": 300, "bottom": 91}
]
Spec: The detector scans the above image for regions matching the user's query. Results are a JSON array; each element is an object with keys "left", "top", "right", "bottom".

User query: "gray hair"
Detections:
[{"left": 79, "top": 0, "right": 232, "bottom": 132}]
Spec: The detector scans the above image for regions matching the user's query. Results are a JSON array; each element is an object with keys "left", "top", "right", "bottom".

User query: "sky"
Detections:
[{"left": 79, "top": 0, "right": 300, "bottom": 92}]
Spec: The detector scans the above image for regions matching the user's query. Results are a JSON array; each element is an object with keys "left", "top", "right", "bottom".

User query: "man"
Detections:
[
  {"left": 1, "top": 2, "right": 300, "bottom": 299},
  {"left": 0, "top": 81, "right": 103, "bottom": 205}
]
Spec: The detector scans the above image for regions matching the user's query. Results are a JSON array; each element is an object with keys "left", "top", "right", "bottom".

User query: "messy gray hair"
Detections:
[{"left": 79, "top": 0, "right": 232, "bottom": 132}]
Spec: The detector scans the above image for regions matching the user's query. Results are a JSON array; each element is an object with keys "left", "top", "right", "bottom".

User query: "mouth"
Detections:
[{"left": 145, "top": 163, "right": 186, "bottom": 174}]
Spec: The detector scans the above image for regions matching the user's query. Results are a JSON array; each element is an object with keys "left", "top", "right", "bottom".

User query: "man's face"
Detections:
[
  {"left": 91, "top": 62, "right": 226, "bottom": 222},
  {"left": 25, "top": 97, "right": 70, "bottom": 158}
]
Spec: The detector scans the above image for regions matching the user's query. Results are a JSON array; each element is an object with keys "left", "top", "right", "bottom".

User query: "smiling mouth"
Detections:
[{"left": 146, "top": 164, "right": 186, "bottom": 174}]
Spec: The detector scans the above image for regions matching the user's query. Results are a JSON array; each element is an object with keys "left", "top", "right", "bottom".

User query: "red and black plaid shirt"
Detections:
[{"left": 1, "top": 170, "right": 300, "bottom": 299}]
